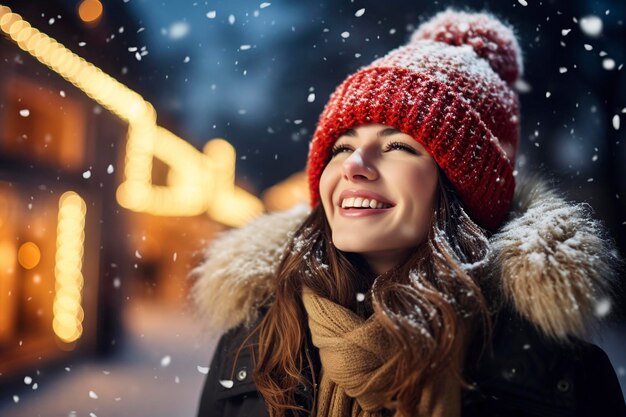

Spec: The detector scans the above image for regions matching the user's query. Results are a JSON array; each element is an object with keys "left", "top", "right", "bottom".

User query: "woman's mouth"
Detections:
[
  {"left": 340, "top": 197, "right": 393, "bottom": 209},
  {"left": 339, "top": 197, "right": 394, "bottom": 217}
]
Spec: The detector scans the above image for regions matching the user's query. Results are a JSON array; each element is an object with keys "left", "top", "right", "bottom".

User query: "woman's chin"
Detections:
[
  {"left": 332, "top": 240, "right": 380, "bottom": 254},
  {"left": 333, "top": 240, "right": 408, "bottom": 259}
]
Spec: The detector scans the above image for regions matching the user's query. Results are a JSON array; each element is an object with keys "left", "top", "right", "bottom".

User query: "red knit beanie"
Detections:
[{"left": 306, "top": 9, "right": 523, "bottom": 230}]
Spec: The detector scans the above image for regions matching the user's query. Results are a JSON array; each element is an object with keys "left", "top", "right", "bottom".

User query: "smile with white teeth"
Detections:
[{"left": 340, "top": 197, "right": 392, "bottom": 209}]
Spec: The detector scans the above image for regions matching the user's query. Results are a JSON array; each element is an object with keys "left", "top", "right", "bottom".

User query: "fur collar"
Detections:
[{"left": 189, "top": 176, "right": 618, "bottom": 342}]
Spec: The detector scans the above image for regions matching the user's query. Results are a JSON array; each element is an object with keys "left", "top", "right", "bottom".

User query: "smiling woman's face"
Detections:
[{"left": 319, "top": 124, "right": 439, "bottom": 275}]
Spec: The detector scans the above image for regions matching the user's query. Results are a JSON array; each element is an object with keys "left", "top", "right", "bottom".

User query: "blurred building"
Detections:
[
  {"left": 0, "top": 1, "right": 238, "bottom": 384},
  {"left": 0, "top": 29, "right": 124, "bottom": 377}
]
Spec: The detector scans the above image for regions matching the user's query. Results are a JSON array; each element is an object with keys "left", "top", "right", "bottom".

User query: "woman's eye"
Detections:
[
  {"left": 386, "top": 141, "right": 418, "bottom": 154},
  {"left": 331, "top": 144, "right": 352, "bottom": 156}
]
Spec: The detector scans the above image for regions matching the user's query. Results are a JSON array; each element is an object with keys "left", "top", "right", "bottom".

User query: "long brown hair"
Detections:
[{"left": 245, "top": 170, "right": 494, "bottom": 417}]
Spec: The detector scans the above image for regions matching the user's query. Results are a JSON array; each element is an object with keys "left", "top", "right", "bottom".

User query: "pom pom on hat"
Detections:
[
  {"left": 307, "top": 9, "right": 523, "bottom": 230},
  {"left": 412, "top": 9, "right": 523, "bottom": 85}
]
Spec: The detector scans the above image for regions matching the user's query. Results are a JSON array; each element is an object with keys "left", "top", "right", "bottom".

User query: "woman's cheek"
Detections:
[{"left": 318, "top": 166, "right": 336, "bottom": 214}]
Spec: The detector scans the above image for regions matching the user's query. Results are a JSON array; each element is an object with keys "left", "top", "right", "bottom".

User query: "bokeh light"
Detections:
[
  {"left": 17, "top": 241, "right": 41, "bottom": 270},
  {"left": 77, "top": 0, "right": 102, "bottom": 24}
]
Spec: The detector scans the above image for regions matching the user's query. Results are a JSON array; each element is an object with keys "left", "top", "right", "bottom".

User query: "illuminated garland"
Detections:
[
  {"left": 53, "top": 192, "right": 86, "bottom": 343},
  {"left": 0, "top": 5, "right": 263, "bottom": 225}
]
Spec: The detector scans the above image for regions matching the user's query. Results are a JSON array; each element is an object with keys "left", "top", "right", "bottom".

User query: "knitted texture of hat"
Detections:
[{"left": 306, "top": 9, "right": 523, "bottom": 230}]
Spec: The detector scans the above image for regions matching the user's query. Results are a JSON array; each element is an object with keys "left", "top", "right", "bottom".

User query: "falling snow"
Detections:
[
  {"left": 602, "top": 58, "right": 615, "bottom": 70},
  {"left": 579, "top": 15, "right": 603, "bottom": 37},
  {"left": 1, "top": 5, "right": 624, "bottom": 416},
  {"left": 88, "top": 390, "right": 98, "bottom": 399},
  {"left": 169, "top": 21, "right": 190, "bottom": 40},
  {"left": 514, "top": 79, "right": 531, "bottom": 93},
  {"left": 595, "top": 298, "right": 611, "bottom": 317},
  {"left": 219, "top": 379, "right": 234, "bottom": 388},
  {"left": 160, "top": 355, "right": 171, "bottom": 367}
]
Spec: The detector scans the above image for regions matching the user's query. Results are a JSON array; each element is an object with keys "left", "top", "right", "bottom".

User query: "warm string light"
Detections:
[
  {"left": 53, "top": 192, "right": 86, "bottom": 343},
  {"left": 0, "top": 5, "right": 263, "bottom": 226},
  {"left": 201, "top": 139, "right": 266, "bottom": 226}
]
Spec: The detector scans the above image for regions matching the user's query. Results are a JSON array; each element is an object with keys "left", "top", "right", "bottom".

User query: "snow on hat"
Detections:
[{"left": 306, "top": 9, "right": 523, "bottom": 230}]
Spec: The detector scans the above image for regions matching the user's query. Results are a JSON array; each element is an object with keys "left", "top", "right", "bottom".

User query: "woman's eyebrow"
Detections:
[
  {"left": 377, "top": 128, "right": 402, "bottom": 137},
  {"left": 340, "top": 127, "right": 401, "bottom": 138}
]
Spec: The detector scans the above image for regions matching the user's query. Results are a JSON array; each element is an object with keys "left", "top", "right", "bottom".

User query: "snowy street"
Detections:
[{"left": 0, "top": 301, "right": 217, "bottom": 417}]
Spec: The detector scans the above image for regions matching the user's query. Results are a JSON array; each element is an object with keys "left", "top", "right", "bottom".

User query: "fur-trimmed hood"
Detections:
[{"left": 189, "top": 176, "right": 619, "bottom": 342}]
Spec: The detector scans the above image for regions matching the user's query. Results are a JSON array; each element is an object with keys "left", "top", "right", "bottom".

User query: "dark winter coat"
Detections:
[{"left": 190, "top": 178, "right": 626, "bottom": 417}]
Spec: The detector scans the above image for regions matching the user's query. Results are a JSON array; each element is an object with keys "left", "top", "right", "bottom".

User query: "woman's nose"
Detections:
[{"left": 341, "top": 148, "right": 378, "bottom": 181}]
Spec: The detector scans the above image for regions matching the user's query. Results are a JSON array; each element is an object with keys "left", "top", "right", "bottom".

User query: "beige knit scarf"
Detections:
[{"left": 301, "top": 286, "right": 463, "bottom": 417}]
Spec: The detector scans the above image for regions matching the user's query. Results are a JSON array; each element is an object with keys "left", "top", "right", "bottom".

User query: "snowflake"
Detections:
[{"left": 161, "top": 355, "right": 171, "bottom": 367}]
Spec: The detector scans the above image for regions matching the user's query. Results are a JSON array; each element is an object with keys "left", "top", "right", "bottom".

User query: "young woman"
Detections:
[{"left": 191, "top": 9, "right": 625, "bottom": 417}]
